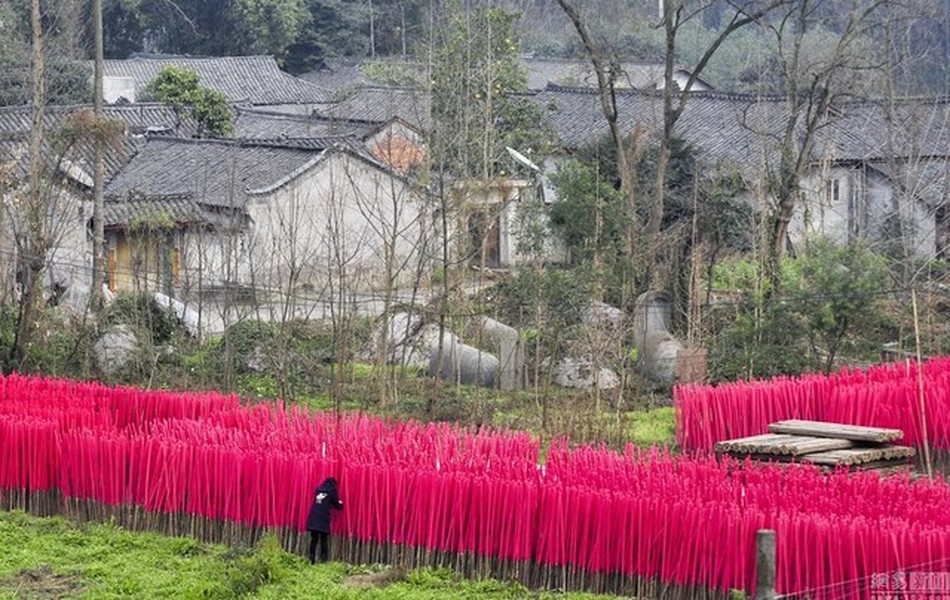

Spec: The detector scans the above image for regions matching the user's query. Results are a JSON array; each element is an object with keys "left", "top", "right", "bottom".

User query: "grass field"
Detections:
[{"left": 0, "top": 511, "right": 624, "bottom": 599}]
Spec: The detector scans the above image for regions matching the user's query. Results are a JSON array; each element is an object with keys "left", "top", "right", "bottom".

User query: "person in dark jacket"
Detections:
[{"left": 306, "top": 477, "right": 343, "bottom": 563}]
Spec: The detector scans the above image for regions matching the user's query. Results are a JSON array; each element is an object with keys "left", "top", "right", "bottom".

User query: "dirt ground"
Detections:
[{"left": 0, "top": 564, "right": 84, "bottom": 598}]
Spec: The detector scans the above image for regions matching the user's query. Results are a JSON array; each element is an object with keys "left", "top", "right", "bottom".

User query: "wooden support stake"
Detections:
[
  {"left": 912, "top": 290, "right": 934, "bottom": 481},
  {"left": 755, "top": 529, "right": 776, "bottom": 600}
]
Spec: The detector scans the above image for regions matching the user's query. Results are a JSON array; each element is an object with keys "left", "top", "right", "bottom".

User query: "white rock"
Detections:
[
  {"left": 154, "top": 292, "right": 201, "bottom": 337},
  {"left": 428, "top": 336, "right": 498, "bottom": 387},
  {"left": 582, "top": 301, "right": 625, "bottom": 329},
  {"left": 93, "top": 324, "right": 138, "bottom": 375},
  {"left": 552, "top": 357, "right": 620, "bottom": 389}
]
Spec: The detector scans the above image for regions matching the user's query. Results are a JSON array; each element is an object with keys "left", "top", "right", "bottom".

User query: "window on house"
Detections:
[{"left": 824, "top": 178, "right": 840, "bottom": 204}]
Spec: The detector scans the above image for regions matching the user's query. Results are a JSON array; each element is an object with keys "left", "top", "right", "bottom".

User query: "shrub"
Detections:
[{"left": 103, "top": 293, "right": 177, "bottom": 345}]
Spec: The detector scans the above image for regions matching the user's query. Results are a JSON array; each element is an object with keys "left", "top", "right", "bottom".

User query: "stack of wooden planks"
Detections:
[{"left": 714, "top": 420, "right": 915, "bottom": 474}]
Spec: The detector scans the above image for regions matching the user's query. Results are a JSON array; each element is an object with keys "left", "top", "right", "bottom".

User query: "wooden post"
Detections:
[
  {"left": 912, "top": 290, "right": 934, "bottom": 480},
  {"left": 755, "top": 529, "right": 776, "bottom": 600}
]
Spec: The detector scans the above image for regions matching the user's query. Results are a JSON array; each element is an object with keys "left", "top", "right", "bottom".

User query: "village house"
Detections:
[
  {"left": 0, "top": 103, "right": 184, "bottom": 302},
  {"left": 8, "top": 57, "right": 950, "bottom": 319},
  {"left": 529, "top": 84, "right": 950, "bottom": 258},
  {"left": 232, "top": 107, "right": 426, "bottom": 174},
  {"left": 100, "top": 55, "right": 329, "bottom": 114},
  {"left": 102, "top": 136, "right": 430, "bottom": 303},
  {"left": 0, "top": 91, "right": 433, "bottom": 319}
]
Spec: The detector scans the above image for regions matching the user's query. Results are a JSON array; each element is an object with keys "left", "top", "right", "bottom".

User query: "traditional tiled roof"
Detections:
[
  {"left": 819, "top": 98, "right": 950, "bottom": 161},
  {"left": 0, "top": 103, "right": 183, "bottom": 136},
  {"left": 531, "top": 85, "right": 950, "bottom": 180},
  {"left": 317, "top": 87, "right": 431, "bottom": 130},
  {"left": 0, "top": 103, "right": 187, "bottom": 187},
  {"left": 104, "top": 137, "right": 348, "bottom": 209},
  {"left": 532, "top": 85, "right": 786, "bottom": 171},
  {"left": 101, "top": 55, "right": 329, "bottom": 105},
  {"left": 232, "top": 107, "right": 380, "bottom": 140},
  {"left": 0, "top": 132, "right": 140, "bottom": 185},
  {"left": 301, "top": 57, "right": 422, "bottom": 91},
  {"left": 103, "top": 191, "right": 208, "bottom": 228}
]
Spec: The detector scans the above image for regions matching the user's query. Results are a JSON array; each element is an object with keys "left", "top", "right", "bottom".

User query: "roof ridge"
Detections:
[
  {"left": 343, "top": 85, "right": 425, "bottom": 93},
  {"left": 542, "top": 82, "right": 788, "bottom": 102},
  {"left": 235, "top": 106, "right": 387, "bottom": 127},
  {"left": 247, "top": 150, "right": 329, "bottom": 195},
  {"left": 113, "top": 54, "right": 277, "bottom": 63},
  {"left": 0, "top": 102, "right": 176, "bottom": 114},
  {"left": 145, "top": 135, "right": 349, "bottom": 152}
]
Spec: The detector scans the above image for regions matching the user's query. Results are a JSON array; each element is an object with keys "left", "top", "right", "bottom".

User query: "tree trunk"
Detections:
[
  {"left": 768, "top": 191, "right": 796, "bottom": 287},
  {"left": 647, "top": 0, "right": 679, "bottom": 250},
  {"left": 556, "top": 0, "right": 637, "bottom": 253},
  {"left": 9, "top": 0, "right": 47, "bottom": 371}
]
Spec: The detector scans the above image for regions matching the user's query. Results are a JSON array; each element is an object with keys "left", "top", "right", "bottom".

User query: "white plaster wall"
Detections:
[
  {"left": 245, "top": 152, "right": 428, "bottom": 295},
  {"left": 784, "top": 164, "right": 936, "bottom": 257},
  {"left": 179, "top": 228, "right": 250, "bottom": 291},
  {"left": 503, "top": 187, "right": 567, "bottom": 266},
  {"left": 791, "top": 166, "right": 853, "bottom": 245}
]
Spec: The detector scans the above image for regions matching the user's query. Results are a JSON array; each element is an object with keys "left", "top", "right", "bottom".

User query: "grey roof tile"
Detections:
[
  {"left": 232, "top": 107, "right": 379, "bottom": 140},
  {"left": 103, "top": 191, "right": 207, "bottom": 227},
  {"left": 301, "top": 57, "right": 398, "bottom": 90},
  {"left": 104, "top": 137, "right": 332, "bottom": 209},
  {"left": 317, "top": 87, "right": 431, "bottom": 130},
  {"left": 102, "top": 55, "right": 329, "bottom": 105},
  {"left": 532, "top": 85, "right": 950, "bottom": 179},
  {"left": 0, "top": 103, "right": 183, "bottom": 136},
  {"left": 0, "top": 131, "right": 139, "bottom": 184},
  {"left": 0, "top": 103, "right": 187, "bottom": 186}
]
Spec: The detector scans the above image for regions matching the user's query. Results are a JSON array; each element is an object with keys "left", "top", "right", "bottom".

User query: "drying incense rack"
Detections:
[{"left": 714, "top": 419, "right": 916, "bottom": 474}]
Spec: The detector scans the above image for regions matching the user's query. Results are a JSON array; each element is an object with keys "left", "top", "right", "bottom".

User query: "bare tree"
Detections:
[
  {"left": 876, "top": 0, "right": 950, "bottom": 285},
  {"left": 763, "top": 0, "right": 888, "bottom": 287},
  {"left": 556, "top": 0, "right": 639, "bottom": 295},
  {"left": 557, "top": 0, "right": 786, "bottom": 293},
  {"left": 346, "top": 146, "right": 433, "bottom": 407},
  {"left": 9, "top": 0, "right": 49, "bottom": 370},
  {"left": 649, "top": 0, "right": 788, "bottom": 258}
]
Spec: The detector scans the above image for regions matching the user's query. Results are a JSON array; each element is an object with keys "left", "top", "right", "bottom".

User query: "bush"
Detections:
[
  {"left": 0, "top": 306, "right": 95, "bottom": 378},
  {"left": 103, "top": 293, "right": 177, "bottom": 345},
  {"left": 708, "top": 239, "right": 894, "bottom": 381}
]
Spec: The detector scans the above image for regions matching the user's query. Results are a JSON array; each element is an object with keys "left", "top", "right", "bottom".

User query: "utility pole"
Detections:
[{"left": 90, "top": 0, "right": 106, "bottom": 312}]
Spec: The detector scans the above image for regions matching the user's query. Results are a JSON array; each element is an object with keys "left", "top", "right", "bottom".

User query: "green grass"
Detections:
[
  {"left": 0, "top": 511, "right": 623, "bottom": 599},
  {"left": 624, "top": 407, "right": 676, "bottom": 447}
]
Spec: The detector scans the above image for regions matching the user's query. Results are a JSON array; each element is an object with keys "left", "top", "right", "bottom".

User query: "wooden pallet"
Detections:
[
  {"left": 715, "top": 420, "right": 915, "bottom": 475},
  {"left": 715, "top": 434, "right": 853, "bottom": 456},
  {"left": 767, "top": 420, "right": 903, "bottom": 443},
  {"left": 799, "top": 446, "right": 916, "bottom": 466}
]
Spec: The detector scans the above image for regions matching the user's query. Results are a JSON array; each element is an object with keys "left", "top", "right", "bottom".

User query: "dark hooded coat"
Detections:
[{"left": 306, "top": 478, "right": 343, "bottom": 533}]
